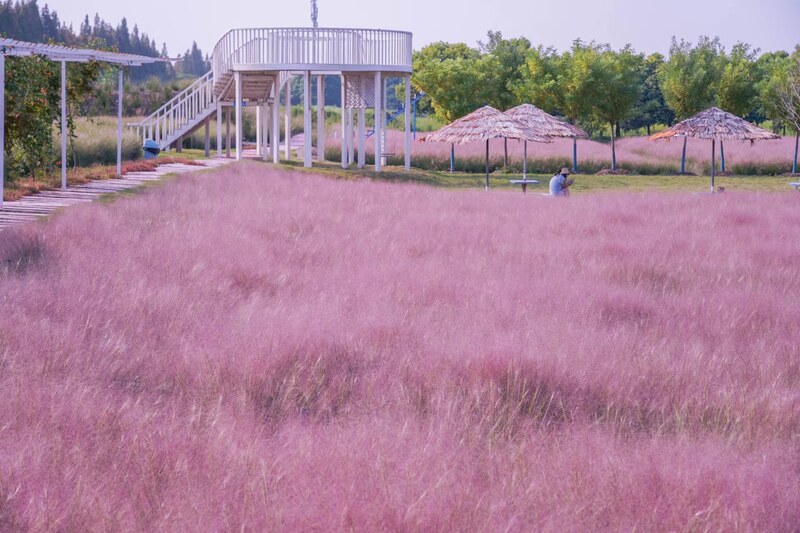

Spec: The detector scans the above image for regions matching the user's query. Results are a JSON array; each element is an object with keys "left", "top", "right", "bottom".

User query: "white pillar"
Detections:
[
  {"left": 284, "top": 78, "right": 291, "bottom": 160},
  {"left": 272, "top": 80, "right": 280, "bottom": 163},
  {"left": 1, "top": 53, "right": 5, "bottom": 208},
  {"left": 357, "top": 107, "right": 365, "bottom": 169},
  {"left": 216, "top": 103, "right": 222, "bottom": 157},
  {"left": 382, "top": 77, "right": 389, "bottom": 167},
  {"left": 235, "top": 71, "right": 242, "bottom": 161},
  {"left": 62, "top": 61, "right": 68, "bottom": 189},
  {"left": 262, "top": 105, "right": 269, "bottom": 162},
  {"left": 404, "top": 74, "right": 411, "bottom": 170},
  {"left": 316, "top": 75, "right": 325, "bottom": 162},
  {"left": 116, "top": 67, "right": 125, "bottom": 177},
  {"left": 341, "top": 75, "right": 347, "bottom": 169},
  {"left": 303, "top": 71, "right": 312, "bottom": 167},
  {"left": 225, "top": 107, "right": 231, "bottom": 158},
  {"left": 347, "top": 107, "right": 354, "bottom": 165},
  {"left": 374, "top": 71, "right": 382, "bottom": 172},
  {"left": 256, "top": 103, "right": 262, "bottom": 157}
]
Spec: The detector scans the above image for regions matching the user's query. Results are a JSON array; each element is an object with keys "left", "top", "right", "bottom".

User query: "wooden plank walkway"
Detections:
[{"left": 0, "top": 159, "right": 232, "bottom": 232}]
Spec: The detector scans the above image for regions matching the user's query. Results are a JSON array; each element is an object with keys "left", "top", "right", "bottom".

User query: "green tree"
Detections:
[
  {"left": 592, "top": 46, "right": 644, "bottom": 170},
  {"left": 776, "top": 52, "right": 800, "bottom": 173},
  {"left": 411, "top": 41, "right": 496, "bottom": 122},
  {"left": 623, "top": 53, "right": 674, "bottom": 135},
  {"left": 718, "top": 43, "right": 759, "bottom": 116},
  {"left": 756, "top": 50, "right": 791, "bottom": 131},
  {"left": 479, "top": 30, "right": 531, "bottom": 111},
  {"left": 658, "top": 36, "right": 725, "bottom": 173}
]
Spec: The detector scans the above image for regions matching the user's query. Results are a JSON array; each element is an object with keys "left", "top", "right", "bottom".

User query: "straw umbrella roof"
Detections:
[
  {"left": 649, "top": 107, "right": 779, "bottom": 142},
  {"left": 505, "top": 104, "right": 588, "bottom": 138},
  {"left": 422, "top": 105, "right": 551, "bottom": 145}
]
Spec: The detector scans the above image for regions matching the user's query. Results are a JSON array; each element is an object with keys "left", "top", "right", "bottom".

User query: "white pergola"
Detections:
[
  {"left": 211, "top": 28, "right": 413, "bottom": 171},
  {"left": 0, "top": 38, "right": 164, "bottom": 208}
]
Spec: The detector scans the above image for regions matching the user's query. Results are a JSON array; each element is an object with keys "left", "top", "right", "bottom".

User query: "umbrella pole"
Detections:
[
  {"left": 485, "top": 139, "right": 490, "bottom": 192},
  {"left": 573, "top": 137, "right": 578, "bottom": 173},
  {"left": 711, "top": 139, "right": 716, "bottom": 193},
  {"left": 523, "top": 141, "right": 527, "bottom": 181}
]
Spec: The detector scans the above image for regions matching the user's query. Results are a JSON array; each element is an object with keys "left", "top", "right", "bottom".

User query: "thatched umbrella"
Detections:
[
  {"left": 423, "top": 106, "right": 550, "bottom": 191},
  {"left": 505, "top": 104, "right": 588, "bottom": 177},
  {"left": 649, "top": 107, "right": 779, "bottom": 193}
]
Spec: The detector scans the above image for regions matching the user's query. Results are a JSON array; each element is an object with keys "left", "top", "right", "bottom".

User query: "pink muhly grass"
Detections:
[
  {"left": 339, "top": 130, "right": 799, "bottom": 174},
  {"left": 0, "top": 161, "right": 799, "bottom": 529}
]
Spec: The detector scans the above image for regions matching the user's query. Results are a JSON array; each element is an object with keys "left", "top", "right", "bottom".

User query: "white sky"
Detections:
[{"left": 51, "top": 0, "right": 799, "bottom": 58}]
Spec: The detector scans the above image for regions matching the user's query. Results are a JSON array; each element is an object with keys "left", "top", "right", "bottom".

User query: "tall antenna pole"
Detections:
[{"left": 311, "top": 0, "right": 318, "bottom": 27}]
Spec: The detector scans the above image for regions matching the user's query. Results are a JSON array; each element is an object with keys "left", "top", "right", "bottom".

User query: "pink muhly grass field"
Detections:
[
  {"left": 1, "top": 161, "right": 799, "bottom": 530},
  {"left": 352, "top": 130, "right": 799, "bottom": 173}
]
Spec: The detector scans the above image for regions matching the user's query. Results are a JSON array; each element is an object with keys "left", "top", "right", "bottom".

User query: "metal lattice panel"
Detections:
[{"left": 344, "top": 74, "right": 375, "bottom": 109}]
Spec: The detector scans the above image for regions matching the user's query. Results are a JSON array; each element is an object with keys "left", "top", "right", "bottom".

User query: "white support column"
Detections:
[
  {"left": 357, "top": 107, "right": 365, "bottom": 169},
  {"left": 116, "top": 67, "right": 125, "bottom": 177},
  {"left": 235, "top": 71, "right": 242, "bottom": 160},
  {"left": 374, "top": 71, "right": 382, "bottom": 172},
  {"left": 316, "top": 75, "right": 325, "bottom": 162},
  {"left": 266, "top": 102, "right": 275, "bottom": 161},
  {"left": 303, "top": 71, "right": 312, "bottom": 167},
  {"left": 225, "top": 107, "right": 231, "bottom": 158},
  {"left": 340, "top": 75, "right": 347, "bottom": 169},
  {"left": 216, "top": 103, "right": 222, "bottom": 157},
  {"left": 1, "top": 53, "right": 5, "bottom": 208},
  {"left": 272, "top": 80, "right": 280, "bottom": 163},
  {"left": 382, "top": 77, "right": 388, "bottom": 167},
  {"left": 284, "top": 78, "right": 291, "bottom": 160},
  {"left": 61, "top": 61, "right": 68, "bottom": 189},
  {"left": 404, "top": 74, "right": 411, "bottom": 170},
  {"left": 256, "top": 104, "right": 262, "bottom": 157},
  {"left": 347, "top": 108, "right": 354, "bottom": 165}
]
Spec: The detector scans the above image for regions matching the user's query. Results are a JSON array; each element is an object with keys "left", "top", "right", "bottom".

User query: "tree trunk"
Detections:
[
  {"left": 615, "top": 121, "right": 621, "bottom": 139},
  {"left": 610, "top": 122, "right": 616, "bottom": 171},
  {"left": 681, "top": 137, "right": 687, "bottom": 174},
  {"left": 794, "top": 133, "right": 799, "bottom": 175},
  {"left": 572, "top": 137, "right": 578, "bottom": 173},
  {"left": 646, "top": 124, "right": 651, "bottom": 136},
  {"left": 503, "top": 138, "right": 508, "bottom": 167}
]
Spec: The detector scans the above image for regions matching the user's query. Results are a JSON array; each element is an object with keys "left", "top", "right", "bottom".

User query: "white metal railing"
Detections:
[
  {"left": 128, "top": 71, "right": 215, "bottom": 148},
  {"left": 212, "top": 28, "right": 413, "bottom": 89}
]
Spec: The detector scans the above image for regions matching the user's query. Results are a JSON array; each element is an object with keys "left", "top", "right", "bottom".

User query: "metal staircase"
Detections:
[{"left": 128, "top": 71, "right": 216, "bottom": 151}]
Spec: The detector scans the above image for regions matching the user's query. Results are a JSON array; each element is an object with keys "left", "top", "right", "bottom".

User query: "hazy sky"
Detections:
[{"left": 51, "top": 0, "right": 799, "bottom": 58}]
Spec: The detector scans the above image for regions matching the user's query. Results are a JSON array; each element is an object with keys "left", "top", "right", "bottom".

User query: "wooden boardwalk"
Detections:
[{"left": 0, "top": 159, "right": 231, "bottom": 232}]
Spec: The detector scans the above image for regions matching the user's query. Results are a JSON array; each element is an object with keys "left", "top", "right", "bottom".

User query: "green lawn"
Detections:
[{"left": 276, "top": 159, "right": 797, "bottom": 193}]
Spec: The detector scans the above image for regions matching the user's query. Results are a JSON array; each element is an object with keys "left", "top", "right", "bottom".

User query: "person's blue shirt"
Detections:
[{"left": 549, "top": 174, "right": 566, "bottom": 196}]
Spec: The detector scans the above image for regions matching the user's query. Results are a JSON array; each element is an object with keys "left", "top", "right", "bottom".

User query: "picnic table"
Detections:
[
  {"left": 790, "top": 182, "right": 800, "bottom": 191},
  {"left": 509, "top": 179, "right": 540, "bottom": 193}
]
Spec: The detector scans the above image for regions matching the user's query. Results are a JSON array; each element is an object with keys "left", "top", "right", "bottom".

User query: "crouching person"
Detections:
[{"left": 549, "top": 167, "right": 574, "bottom": 197}]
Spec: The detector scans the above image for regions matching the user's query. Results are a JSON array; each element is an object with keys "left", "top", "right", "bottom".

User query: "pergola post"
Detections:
[
  {"left": 374, "top": 71, "right": 382, "bottom": 172},
  {"left": 272, "top": 79, "right": 280, "bottom": 163},
  {"left": 61, "top": 60, "right": 67, "bottom": 189},
  {"left": 235, "top": 71, "right": 242, "bottom": 160},
  {"left": 382, "top": 77, "right": 388, "bottom": 167},
  {"left": 117, "top": 67, "right": 123, "bottom": 177},
  {"left": 1, "top": 53, "right": 5, "bottom": 208},
  {"left": 404, "top": 74, "right": 411, "bottom": 170},
  {"left": 225, "top": 107, "right": 231, "bottom": 158},
  {"left": 303, "top": 70, "right": 312, "bottom": 167},
  {"left": 284, "top": 78, "right": 291, "bottom": 160},
  {"left": 357, "top": 107, "right": 365, "bottom": 169},
  {"left": 262, "top": 104, "right": 269, "bottom": 162},
  {"left": 317, "top": 75, "right": 325, "bottom": 162},
  {"left": 340, "top": 75, "right": 347, "bottom": 169},
  {"left": 347, "top": 108, "right": 354, "bottom": 165},
  {"left": 256, "top": 102, "right": 262, "bottom": 157}
]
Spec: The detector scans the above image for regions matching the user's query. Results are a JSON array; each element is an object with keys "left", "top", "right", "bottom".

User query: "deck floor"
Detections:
[{"left": 0, "top": 159, "right": 233, "bottom": 232}]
